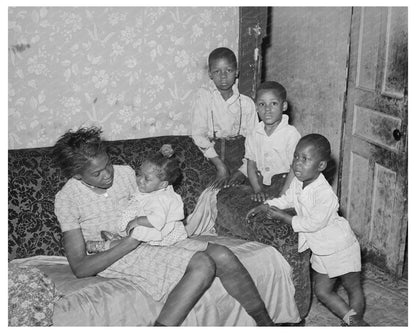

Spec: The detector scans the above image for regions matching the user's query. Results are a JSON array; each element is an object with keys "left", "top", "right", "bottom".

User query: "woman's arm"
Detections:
[{"left": 63, "top": 228, "right": 141, "bottom": 278}]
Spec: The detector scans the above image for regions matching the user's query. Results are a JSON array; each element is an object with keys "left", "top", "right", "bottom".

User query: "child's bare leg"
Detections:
[
  {"left": 204, "top": 243, "right": 274, "bottom": 326},
  {"left": 155, "top": 252, "right": 216, "bottom": 326},
  {"left": 313, "top": 271, "right": 350, "bottom": 318},
  {"left": 340, "top": 272, "right": 366, "bottom": 319}
]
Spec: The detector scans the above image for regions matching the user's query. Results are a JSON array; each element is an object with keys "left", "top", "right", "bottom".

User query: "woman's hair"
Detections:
[
  {"left": 144, "top": 153, "right": 181, "bottom": 185},
  {"left": 256, "top": 81, "right": 287, "bottom": 101},
  {"left": 208, "top": 47, "right": 237, "bottom": 69},
  {"left": 51, "top": 126, "right": 107, "bottom": 178},
  {"left": 299, "top": 133, "right": 331, "bottom": 161}
]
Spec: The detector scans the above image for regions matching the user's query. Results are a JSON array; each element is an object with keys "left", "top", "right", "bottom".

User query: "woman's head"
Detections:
[
  {"left": 52, "top": 126, "right": 114, "bottom": 189},
  {"left": 136, "top": 153, "right": 181, "bottom": 193}
]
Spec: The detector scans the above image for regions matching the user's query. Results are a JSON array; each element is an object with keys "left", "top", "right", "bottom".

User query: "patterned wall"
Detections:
[{"left": 8, "top": 7, "right": 239, "bottom": 149}]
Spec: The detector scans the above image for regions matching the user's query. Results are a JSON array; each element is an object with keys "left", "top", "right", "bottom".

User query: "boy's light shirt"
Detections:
[
  {"left": 191, "top": 80, "right": 257, "bottom": 162},
  {"left": 265, "top": 174, "right": 357, "bottom": 255},
  {"left": 245, "top": 114, "right": 300, "bottom": 184}
]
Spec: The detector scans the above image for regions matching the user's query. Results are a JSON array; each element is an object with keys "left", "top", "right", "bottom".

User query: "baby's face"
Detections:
[
  {"left": 256, "top": 89, "right": 287, "bottom": 127},
  {"left": 209, "top": 57, "right": 238, "bottom": 93},
  {"left": 136, "top": 162, "right": 165, "bottom": 193}
]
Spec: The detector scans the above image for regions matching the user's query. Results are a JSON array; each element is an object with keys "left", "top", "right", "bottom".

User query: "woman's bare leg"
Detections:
[
  {"left": 155, "top": 252, "right": 216, "bottom": 326},
  {"left": 205, "top": 243, "right": 274, "bottom": 326}
]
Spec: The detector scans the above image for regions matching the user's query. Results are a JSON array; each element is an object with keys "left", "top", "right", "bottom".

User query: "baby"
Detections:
[{"left": 87, "top": 144, "right": 187, "bottom": 252}]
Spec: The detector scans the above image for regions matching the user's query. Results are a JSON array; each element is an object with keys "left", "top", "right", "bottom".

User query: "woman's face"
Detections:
[{"left": 76, "top": 153, "right": 114, "bottom": 189}]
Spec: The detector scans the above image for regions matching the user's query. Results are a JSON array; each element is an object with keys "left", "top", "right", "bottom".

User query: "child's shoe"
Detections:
[
  {"left": 341, "top": 315, "right": 370, "bottom": 326},
  {"left": 348, "top": 315, "right": 370, "bottom": 326}
]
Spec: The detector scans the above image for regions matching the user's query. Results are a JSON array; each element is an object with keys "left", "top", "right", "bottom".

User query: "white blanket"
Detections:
[{"left": 11, "top": 236, "right": 300, "bottom": 326}]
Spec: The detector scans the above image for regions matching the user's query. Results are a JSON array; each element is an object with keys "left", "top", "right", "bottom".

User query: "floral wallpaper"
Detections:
[{"left": 8, "top": 7, "right": 239, "bottom": 149}]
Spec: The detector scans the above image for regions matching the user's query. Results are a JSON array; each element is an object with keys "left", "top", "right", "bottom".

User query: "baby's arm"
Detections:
[{"left": 124, "top": 216, "right": 153, "bottom": 235}]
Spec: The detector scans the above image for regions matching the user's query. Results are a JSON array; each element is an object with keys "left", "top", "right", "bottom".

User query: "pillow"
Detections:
[{"left": 8, "top": 264, "right": 57, "bottom": 326}]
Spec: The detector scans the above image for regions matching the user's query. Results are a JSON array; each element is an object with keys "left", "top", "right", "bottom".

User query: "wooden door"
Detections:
[
  {"left": 339, "top": 7, "right": 408, "bottom": 276},
  {"left": 238, "top": 7, "right": 268, "bottom": 98}
]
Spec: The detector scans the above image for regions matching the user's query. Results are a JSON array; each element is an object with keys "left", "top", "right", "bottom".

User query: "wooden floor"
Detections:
[{"left": 304, "top": 263, "right": 408, "bottom": 326}]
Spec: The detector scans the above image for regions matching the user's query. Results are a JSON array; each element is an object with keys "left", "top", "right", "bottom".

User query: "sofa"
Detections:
[{"left": 8, "top": 135, "right": 311, "bottom": 326}]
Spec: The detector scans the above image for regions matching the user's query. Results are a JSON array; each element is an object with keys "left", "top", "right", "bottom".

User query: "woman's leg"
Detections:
[
  {"left": 204, "top": 243, "right": 274, "bottom": 326},
  {"left": 155, "top": 252, "right": 216, "bottom": 326},
  {"left": 313, "top": 270, "right": 351, "bottom": 318}
]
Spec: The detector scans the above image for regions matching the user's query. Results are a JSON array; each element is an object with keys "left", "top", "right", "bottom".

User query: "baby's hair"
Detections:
[
  {"left": 256, "top": 81, "right": 287, "bottom": 101},
  {"left": 51, "top": 126, "right": 107, "bottom": 178},
  {"left": 208, "top": 47, "right": 237, "bottom": 70},
  {"left": 143, "top": 153, "right": 181, "bottom": 185},
  {"left": 299, "top": 133, "right": 331, "bottom": 162}
]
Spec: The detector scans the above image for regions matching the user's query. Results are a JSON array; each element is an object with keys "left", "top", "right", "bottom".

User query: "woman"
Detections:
[{"left": 52, "top": 126, "right": 275, "bottom": 326}]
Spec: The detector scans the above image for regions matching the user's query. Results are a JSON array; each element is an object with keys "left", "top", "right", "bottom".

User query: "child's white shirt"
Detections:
[
  {"left": 244, "top": 115, "right": 300, "bottom": 184},
  {"left": 265, "top": 174, "right": 357, "bottom": 255},
  {"left": 191, "top": 80, "right": 257, "bottom": 169},
  {"left": 118, "top": 185, "right": 187, "bottom": 245}
]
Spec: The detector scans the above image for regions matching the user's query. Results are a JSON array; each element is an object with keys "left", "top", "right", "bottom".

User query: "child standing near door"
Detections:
[{"left": 247, "top": 134, "right": 369, "bottom": 326}]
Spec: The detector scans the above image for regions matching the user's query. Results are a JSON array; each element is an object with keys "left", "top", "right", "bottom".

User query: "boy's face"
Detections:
[
  {"left": 208, "top": 57, "right": 238, "bottom": 93},
  {"left": 136, "top": 161, "right": 167, "bottom": 193},
  {"left": 291, "top": 141, "right": 326, "bottom": 188},
  {"left": 256, "top": 89, "right": 287, "bottom": 127}
]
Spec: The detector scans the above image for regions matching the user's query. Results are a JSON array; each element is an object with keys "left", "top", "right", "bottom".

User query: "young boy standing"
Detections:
[{"left": 247, "top": 134, "right": 369, "bottom": 326}]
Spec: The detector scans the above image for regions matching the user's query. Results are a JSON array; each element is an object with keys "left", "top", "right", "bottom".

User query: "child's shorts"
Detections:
[{"left": 310, "top": 240, "right": 361, "bottom": 278}]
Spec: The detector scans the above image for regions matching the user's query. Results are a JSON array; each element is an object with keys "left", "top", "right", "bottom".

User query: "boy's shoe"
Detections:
[
  {"left": 340, "top": 315, "right": 370, "bottom": 326},
  {"left": 349, "top": 315, "right": 370, "bottom": 326}
]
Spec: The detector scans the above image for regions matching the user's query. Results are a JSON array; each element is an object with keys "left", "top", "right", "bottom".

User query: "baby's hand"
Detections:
[
  {"left": 246, "top": 204, "right": 268, "bottom": 221},
  {"left": 124, "top": 219, "right": 140, "bottom": 235}
]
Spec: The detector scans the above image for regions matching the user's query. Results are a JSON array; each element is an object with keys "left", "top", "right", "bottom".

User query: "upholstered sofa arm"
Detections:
[{"left": 215, "top": 184, "right": 311, "bottom": 319}]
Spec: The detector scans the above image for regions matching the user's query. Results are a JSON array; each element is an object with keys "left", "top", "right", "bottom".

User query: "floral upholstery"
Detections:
[
  {"left": 8, "top": 264, "right": 57, "bottom": 326},
  {"left": 8, "top": 135, "right": 311, "bottom": 321}
]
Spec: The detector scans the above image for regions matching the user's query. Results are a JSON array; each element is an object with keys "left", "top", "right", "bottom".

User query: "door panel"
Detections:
[{"left": 340, "top": 7, "right": 407, "bottom": 276}]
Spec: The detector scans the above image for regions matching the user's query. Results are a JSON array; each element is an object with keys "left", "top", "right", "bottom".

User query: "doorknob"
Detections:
[{"left": 393, "top": 129, "right": 402, "bottom": 141}]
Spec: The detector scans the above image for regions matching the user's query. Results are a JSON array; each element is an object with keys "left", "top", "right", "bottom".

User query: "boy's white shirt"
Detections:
[
  {"left": 244, "top": 114, "right": 301, "bottom": 183},
  {"left": 191, "top": 81, "right": 257, "bottom": 175},
  {"left": 265, "top": 173, "right": 357, "bottom": 255}
]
